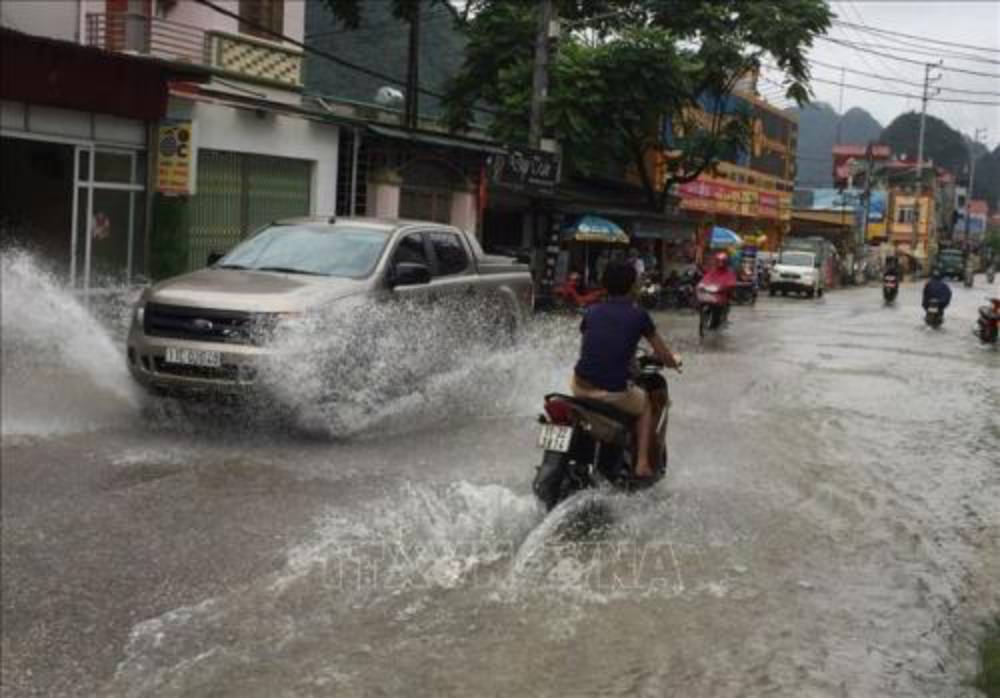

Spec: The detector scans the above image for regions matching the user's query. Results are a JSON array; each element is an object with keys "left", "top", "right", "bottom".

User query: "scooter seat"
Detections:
[{"left": 545, "top": 393, "right": 637, "bottom": 426}]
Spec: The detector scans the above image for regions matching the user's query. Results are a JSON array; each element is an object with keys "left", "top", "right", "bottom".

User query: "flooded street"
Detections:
[{"left": 2, "top": 257, "right": 998, "bottom": 697}]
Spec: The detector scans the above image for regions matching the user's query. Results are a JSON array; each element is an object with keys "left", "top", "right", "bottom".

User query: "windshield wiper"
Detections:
[
  {"left": 216, "top": 263, "right": 249, "bottom": 270},
  {"left": 255, "top": 266, "right": 328, "bottom": 276}
]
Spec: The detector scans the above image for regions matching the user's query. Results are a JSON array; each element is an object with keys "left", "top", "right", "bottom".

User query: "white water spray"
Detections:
[
  {"left": 258, "top": 298, "right": 579, "bottom": 437},
  {"left": 1, "top": 248, "right": 140, "bottom": 437}
]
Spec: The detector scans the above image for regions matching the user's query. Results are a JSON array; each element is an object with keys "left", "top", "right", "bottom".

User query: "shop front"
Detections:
[
  {"left": 675, "top": 177, "right": 792, "bottom": 259},
  {"left": 0, "top": 28, "right": 206, "bottom": 291}
]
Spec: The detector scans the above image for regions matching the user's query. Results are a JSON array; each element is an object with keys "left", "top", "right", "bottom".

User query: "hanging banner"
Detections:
[{"left": 156, "top": 120, "right": 196, "bottom": 195}]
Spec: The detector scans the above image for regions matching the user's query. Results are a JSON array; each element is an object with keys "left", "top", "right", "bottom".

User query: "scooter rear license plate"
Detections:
[{"left": 537, "top": 424, "right": 573, "bottom": 452}]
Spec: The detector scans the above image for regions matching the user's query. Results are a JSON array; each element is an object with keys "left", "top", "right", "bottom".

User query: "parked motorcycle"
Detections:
[
  {"left": 925, "top": 298, "right": 945, "bottom": 328},
  {"left": 882, "top": 273, "right": 899, "bottom": 304},
  {"left": 637, "top": 274, "right": 663, "bottom": 310},
  {"left": 696, "top": 280, "right": 729, "bottom": 338},
  {"left": 975, "top": 298, "right": 999, "bottom": 345},
  {"left": 532, "top": 355, "right": 674, "bottom": 511},
  {"left": 662, "top": 267, "right": 700, "bottom": 310},
  {"left": 553, "top": 273, "right": 606, "bottom": 312},
  {"left": 731, "top": 281, "right": 757, "bottom": 306}
]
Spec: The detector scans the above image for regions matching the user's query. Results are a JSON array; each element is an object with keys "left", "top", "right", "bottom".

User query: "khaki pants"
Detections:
[{"left": 570, "top": 374, "right": 647, "bottom": 416}]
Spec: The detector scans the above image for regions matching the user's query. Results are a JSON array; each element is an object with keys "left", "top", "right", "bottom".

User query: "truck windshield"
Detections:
[
  {"left": 780, "top": 252, "right": 814, "bottom": 267},
  {"left": 216, "top": 225, "right": 390, "bottom": 278}
]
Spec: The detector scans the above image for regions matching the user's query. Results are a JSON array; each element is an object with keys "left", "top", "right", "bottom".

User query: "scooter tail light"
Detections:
[{"left": 544, "top": 399, "right": 574, "bottom": 425}]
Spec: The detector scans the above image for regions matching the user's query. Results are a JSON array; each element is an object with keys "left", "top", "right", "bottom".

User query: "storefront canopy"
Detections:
[
  {"left": 561, "top": 215, "right": 629, "bottom": 244},
  {"left": 0, "top": 28, "right": 209, "bottom": 121},
  {"left": 709, "top": 226, "right": 743, "bottom": 248}
]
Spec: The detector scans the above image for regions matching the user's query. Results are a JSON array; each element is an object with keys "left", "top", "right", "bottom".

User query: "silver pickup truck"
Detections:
[{"left": 126, "top": 217, "right": 533, "bottom": 394}]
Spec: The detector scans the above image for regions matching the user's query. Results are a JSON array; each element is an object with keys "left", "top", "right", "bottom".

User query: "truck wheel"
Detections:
[
  {"left": 806, "top": 288, "right": 814, "bottom": 298},
  {"left": 769, "top": 287, "right": 776, "bottom": 297}
]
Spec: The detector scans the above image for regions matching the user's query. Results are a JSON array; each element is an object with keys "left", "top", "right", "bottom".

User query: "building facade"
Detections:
[
  {"left": 2, "top": 0, "right": 343, "bottom": 285},
  {"left": 646, "top": 89, "right": 798, "bottom": 255}
]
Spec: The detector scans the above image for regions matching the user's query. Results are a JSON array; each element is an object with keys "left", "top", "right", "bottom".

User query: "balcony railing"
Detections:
[
  {"left": 86, "top": 12, "right": 208, "bottom": 64},
  {"left": 86, "top": 13, "right": 303, "bottom": 87}
]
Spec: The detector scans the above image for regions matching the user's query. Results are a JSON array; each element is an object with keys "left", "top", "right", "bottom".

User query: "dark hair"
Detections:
[{"left": 602, "top": 261, "right": 636, "bottom": 295}]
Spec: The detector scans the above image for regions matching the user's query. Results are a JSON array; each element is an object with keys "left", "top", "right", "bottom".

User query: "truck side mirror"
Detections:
[{"left": 390, "top": 262, "right": 431, "bottom": 287}]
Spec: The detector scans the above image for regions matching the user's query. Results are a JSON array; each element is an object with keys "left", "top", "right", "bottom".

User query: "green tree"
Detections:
[{"left": 442, "top": 0, "right": 831, "bottom": 211}]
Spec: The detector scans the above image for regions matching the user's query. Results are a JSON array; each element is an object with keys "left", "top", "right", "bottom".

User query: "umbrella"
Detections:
[
  {"left": 709, "top": 226, "right": 742, "bottom": 248},
  {"left": 562, "top": 215, "right": 629, "bottom": 245}
]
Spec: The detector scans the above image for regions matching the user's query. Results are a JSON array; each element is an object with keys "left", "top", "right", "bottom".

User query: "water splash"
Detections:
[
  {"left": 257, "top": 299, "right": 578, "bottom": 437},
  {"left": 0, "top": 248, "right": 140, "bottom": 437}
]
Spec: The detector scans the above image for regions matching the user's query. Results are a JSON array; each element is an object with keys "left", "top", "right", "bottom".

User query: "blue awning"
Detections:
[{"left": 710, "top": 226, "right": 742, "bottom": 248}]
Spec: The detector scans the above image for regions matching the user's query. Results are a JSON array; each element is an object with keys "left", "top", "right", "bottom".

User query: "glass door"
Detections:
[{"left": 72, "top": 145, "right": 146, "bottom": 290}]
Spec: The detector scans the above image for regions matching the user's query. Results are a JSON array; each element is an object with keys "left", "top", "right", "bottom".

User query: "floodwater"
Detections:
[{"left": 2, "top": 249, "right": 998, "bottom": 697}]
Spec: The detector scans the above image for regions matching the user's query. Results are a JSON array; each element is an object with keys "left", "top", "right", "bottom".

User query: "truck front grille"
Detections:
[{"left": 145, "top": 304, "right": 262, "bottom": 345}]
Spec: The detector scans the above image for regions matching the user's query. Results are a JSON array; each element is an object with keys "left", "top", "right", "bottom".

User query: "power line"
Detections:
[
  {"left": 800, "top": 59, "right": 1000, "bottom": 97},
  {"left": 191, "top": 0, "right": 500, "bottom": 117},
  {"left": 837, "top": 2, "right": 918, "bottom": 89},
  {"left": 764, "top": 59, "right": 1000, "bottom": 98},
  {"left": 818, "top": 36, "right": 1000, "bottom": 80},
  {"left": 807, "top": 75, "right": 1000, "bottom": 107},
  {"left": 821, "top": 35, "right": 1000, "bottom": 66},
  {"left": 831, "top": 19, "right": 1000, "bottom": 55},
  {"left": 306, "top": 8, "right": 455, "bottom": 40},
  {"left": 840, "top": 28, "right": 1000, "bottom": 67}
]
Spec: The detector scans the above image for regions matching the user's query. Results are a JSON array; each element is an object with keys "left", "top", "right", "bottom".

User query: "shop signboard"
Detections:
[
  {"left": 156, "top": 120, "right": 196, "bottom": 195},
  {"left": 488, "top": 147, "right": 560, "bottom": 194},
  {"left": 676, "top": 179, "right": 790, "bottom": 221}
]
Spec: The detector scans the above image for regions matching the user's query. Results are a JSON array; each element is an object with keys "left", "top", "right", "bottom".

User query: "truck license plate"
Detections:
[
  {"left": 537, "top": 424, "right": 573, "bottom": 452},
  {"left": 165, "top": 347, "right": 222, "bottom": 368}
]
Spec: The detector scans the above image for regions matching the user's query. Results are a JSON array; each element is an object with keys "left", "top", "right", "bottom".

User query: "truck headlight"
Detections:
[{"left": 133, "top": 302, "right": 145, "bottom": 326}]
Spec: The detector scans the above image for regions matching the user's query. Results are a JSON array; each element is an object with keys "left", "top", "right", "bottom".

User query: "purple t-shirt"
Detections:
[{"left": 574, "top": 297, "right": 655, "bottom": 392}]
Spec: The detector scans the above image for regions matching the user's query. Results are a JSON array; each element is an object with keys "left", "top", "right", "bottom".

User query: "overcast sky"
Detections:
[{"left": 760, "top": 1, "right": 1000, "bottom": 150}]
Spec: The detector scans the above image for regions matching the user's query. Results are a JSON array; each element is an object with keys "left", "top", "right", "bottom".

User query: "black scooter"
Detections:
[
  {"left": 976, "top": 299, "right": 999, "bottom": 344},
  {"left": 925, "top": 298, "right": 945, "bottom": 328},
  {"left": 883, "top": 274, "right": 899, "bottom": 304},
  {"left": 532, "top": 356, "right": 675, "bottom": 511}
]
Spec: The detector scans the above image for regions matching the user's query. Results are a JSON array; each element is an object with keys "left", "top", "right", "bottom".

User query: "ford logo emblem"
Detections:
[{"left": 191, "top": 318, "right": 214, "bottom": 331}]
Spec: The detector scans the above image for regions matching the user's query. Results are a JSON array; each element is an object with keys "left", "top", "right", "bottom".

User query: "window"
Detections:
[
  {"left": 429, "top": 232, "right": 469, "bottom": 276},
  {"left": 239, "top": 0, "right": 284, "bottom": 39},
  {"left": 392, "top": 233, "right": 429, "bottom": 266},
  {"left": 218, "top": 225, "right": 390, "bottom": 278},
  {"left": 896, "top": 207, "right": 917, "bottom": 224}
]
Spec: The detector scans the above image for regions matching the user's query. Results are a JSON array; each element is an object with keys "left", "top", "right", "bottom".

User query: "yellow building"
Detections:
[
  {"left": 634, "top": 88, "right": 797, "bottom": 251},
  {"left": 888, "top": 191, "right": 935, "bottom": 269}
]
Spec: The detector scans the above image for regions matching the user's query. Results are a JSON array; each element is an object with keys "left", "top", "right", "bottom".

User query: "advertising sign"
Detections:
[
  {"left": 488, "top": 147, "right": 560, "bottom": 193},
  {"left": 156, "top": 120, "right": 196, "bottom": 195},
  {"left": 676, "top": 179, "right": 791, "bottom": 221}
]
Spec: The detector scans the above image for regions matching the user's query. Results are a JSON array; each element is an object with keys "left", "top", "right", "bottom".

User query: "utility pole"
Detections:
[
  {"left": 964, "top": 126, "right": 987, "bottom": 247},
  {"left": 404, "top": 2, "right": 421, "bottom": 130},
  {"left": 835, "top": 66, "right": 846, "bottom": 145},
  {"left": 911, "top": 61, "right": 942, "bottom": 276},
  {"left": 529, "top": 0, "right": 556, "bottom": 148},
  {"left": 861, "top": 141, "right": 874, "bottom": 249}
]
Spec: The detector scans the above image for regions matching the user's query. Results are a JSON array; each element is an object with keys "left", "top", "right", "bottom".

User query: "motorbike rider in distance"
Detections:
[
  {"left": 700, "top": 252, "right": 739, "bottom": 315},
  {"left": 571, "top": 261, "right": 682, "bottom": 479},
  {"left": 883, "top": 255, "right": 901, "bottom": 282},
  {"left": 922, "top": 268, "right": 953, "bottom": 312}
]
